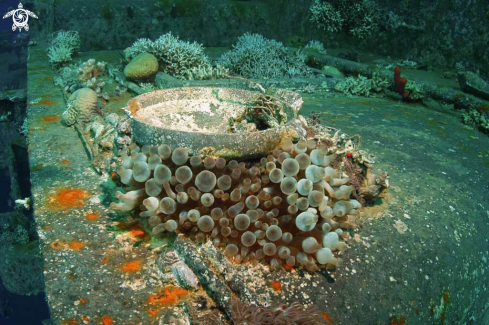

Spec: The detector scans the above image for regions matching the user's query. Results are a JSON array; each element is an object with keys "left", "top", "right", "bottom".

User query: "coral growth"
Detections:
[
  {"left": 54, "top": 59, "right": 107, "bottom": 95},
  {"left": 304, "top": 40, "right": 327, "bottom": 55},
  {"left": 310, "top": 1, "right": 344, "bottom": 33},
  {"left": 334, "top": 73, "right": 389, "bottom": 97},
  {"left": 394, "top": 66, "right": 408, "bottom": 98},
  {"left": 124, "top": 52, "right": 159, "bottom": 81},
  {"left": 229, "top": 295, "right": 325, "bottom": 324},
  {"left": 218, "top": 33, "right": 312, "bottom": 79},
  {"left": 338, "top": 0, "right": 380, "bottom": 39},
  {"left": 47, "top": 31, "right": 81, "bottom": 67},
  {"left": 227, "top": 94, "right": 288, "bottom": 132},
  {"left": 462, "top": 108, "right": 489, "bottom": 134},
  {"left": 124, "top": 32, "right": 212, "bottom": 80},
  {"left": 110, "top": 136, "right": 372, "bottom": 272},
  {"left": 310, "top": 0, "right": 380, "bottom": 39},
  {"left": 61, "top": 88, "right": 100, "bottom": 127}
]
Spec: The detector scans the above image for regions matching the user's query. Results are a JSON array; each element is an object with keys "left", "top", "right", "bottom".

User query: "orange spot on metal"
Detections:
[
  {"left": 61, "top": 319, "right": 78, "bottom": 325},
  {"left": 44, "top": 225, "right": 51, "bottom": 229},
  {"left": 86, "top": 213, "right": 99, "bottom": 220},
  {"left": 128, "top": 99, "right": 138, "bottom": 115},
  {"left": 121, "top": 260, "right": 142, "bottom": 272},
  {"left": 50, "top": 240, "right": 69, "bottom": 250},
  {"left": 80, "top": 298, "right": 87, "bottom": 304},
  {"left": 443, "top": 291, "right": 449, "bottom": 303},
  {"left": 82, "top": 316, "right": 89, "bottom": 323},
  {"left": 41, "top": 115, "right": 60, "bottom": 122},
  {"left": 129, "top": 225, "right": 146, "bottom": 238},
  {"left": 322, "top": 313, "right": 334, "bottom": 325},
  {"left": 68, "top": 275, "right": 76, "bottom": 280},
  {"left": 283, "top": 263, "right": 294, "bottom": 270},
  {"left": 271, "top": 280, "right": 281, "bottom": 292},
  {"left": 148, "top": 286, "right": 189, "bottom": 307},
  {"left": 40, "top": 99, "right": 56, "bottom": 105},
  {"left": 68, "top": 241, "right": 85, "bottom": 251},
  {"left": 47, "top": 188, "right": 89, "bottom": 210},
  {"left": 390, "top": 316, "right": 406, "bottom": 325},
  {"left": 147, "top": 308, "right": 158, "bottom": 318},
  {"left": 60, "top": 159, "right": 70, "bottom": 164},
  {"left": 130, "top": 229, "right": 146, "bottom": 237},
  {"left": 100, "top": 315, "right": 113, "bottom": 325},
  {"left": 102, "top": 256, "right": 110, "bottom": 264}
]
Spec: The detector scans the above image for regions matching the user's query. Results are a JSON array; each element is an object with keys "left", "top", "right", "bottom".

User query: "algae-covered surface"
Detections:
[{"left": 26, "top": 44, "right": 489, "bottom": 324}]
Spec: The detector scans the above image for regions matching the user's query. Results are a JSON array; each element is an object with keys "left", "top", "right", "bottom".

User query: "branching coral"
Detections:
[
  {"left": 305, "top": 40, "right": 327, "bottom": 55},
  {"left": 111, "top": 136, "right": 369, "bottom": 272},
  {"left": 218, "top": 33, "right": 312, "bottom": 79},
  {"left": 54, "top": 59, "right": 107, "bottom": 94},
  {"left": 334, "top": 73, "right": 389, "bottom": 97},
  {"left": 310, "top": 0, "right": 344, "bottom": 33},
  {"left": 338, "top": 0, "right": 380, "bottom": 39},
  {"left": 47, "top": 31, "right": 81, "bottom": 67},
  {"left": 462, "top": 108, "right": 489, "bottom": 134},
  {"left": 124, "top": 32, "right": 212, "bottom": 80},
  {"left": 0, "top": 223, "right": 29, "bottom": 246},
  {"left": 310, "top": 0, "right": 380, "bottom": 39}
]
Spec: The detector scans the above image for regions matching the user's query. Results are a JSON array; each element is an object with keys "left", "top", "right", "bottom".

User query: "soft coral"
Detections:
[{"left": 394, "top": 66, "right": 409, "bottom": 98}]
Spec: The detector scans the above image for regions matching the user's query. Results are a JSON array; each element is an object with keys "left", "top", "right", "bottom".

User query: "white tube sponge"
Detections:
[
  {"left": 320, "top": 206, "right": 334, "bottom": 219},
  {"left": 316, "top": 248, "right": 342, "bottom": 266},
  {"left": 302, "top": 237, "right": 321, "bottom": 253},
  {"left": 310, "top": 149, "right": 325, "bottom": 166},
  {"left": 322, "top": 232, "right": 348, "bottom": 251},
  {"left": 143, "top": 197, "right": 159, "bottom": 212},
  {"left": 319, "top": 180, "right": 335, "bottom": 198},
  {"left": 329, "top": 177, "right": 350, "bottom": 187},
  {"left": 349, "top": 199, "right": 362, "bottom": 209},
  {"left": 295, "top": 211, "right": 318, "bottom": 231},
  {"left": 305, "top": 165, "right": 322, "bottom": 183},
  {"left": 324, "top": 167, "right": 338, "bottom": 181},
  {"left": 333, "top": 201, "right": 350, "bottom": 217},
  {"left": 323, "top": 154, "right": 337, "bottom": 167},
  {"left": 116, "top": 166, "right": 133, "bottom": 185},
  {"left": 110, "top": 188, "right": 146, "bottom": 211},
  {"left": 334, "top": 185, "right": 355, "bottom": 200},
  {"left": 297, "top": 179, "right": 313, "bottom": 196}
]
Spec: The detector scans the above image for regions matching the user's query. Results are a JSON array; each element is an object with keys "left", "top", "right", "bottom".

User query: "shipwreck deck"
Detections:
[{"left": 26, "top": 45, "right": 489, "bottom": 324}]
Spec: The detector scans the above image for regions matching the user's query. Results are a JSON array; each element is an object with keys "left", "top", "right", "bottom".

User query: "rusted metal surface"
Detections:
[{"left": 26, "top": 46, "right": 192, "bottom": 325}]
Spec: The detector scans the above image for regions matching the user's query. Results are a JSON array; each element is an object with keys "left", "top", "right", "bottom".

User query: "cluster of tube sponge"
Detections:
[{"left": 111, "top": 138, "right": 359, "bottom": 271}]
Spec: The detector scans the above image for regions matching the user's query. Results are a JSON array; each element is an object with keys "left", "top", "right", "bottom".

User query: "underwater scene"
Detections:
[{"left": 0, "top": 0, "right": 488, "bottom": 324}]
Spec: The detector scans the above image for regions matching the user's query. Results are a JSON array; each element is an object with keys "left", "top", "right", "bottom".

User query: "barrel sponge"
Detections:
[
  {"left": 111, "top": 136, "right": 371, "bottom": 271},
  {"left": 124, "top": 52, "right": 159, "bottom": 81}
]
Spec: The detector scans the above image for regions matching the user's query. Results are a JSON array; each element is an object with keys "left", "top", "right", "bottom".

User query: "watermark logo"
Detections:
[{"left": 2, "top": 2, "right": 38, "bottom": 32}]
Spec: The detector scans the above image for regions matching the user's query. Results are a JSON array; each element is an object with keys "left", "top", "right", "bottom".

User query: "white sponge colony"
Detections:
[{"left": 112, "top": 136, "right": 361, "bottom": 272}]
